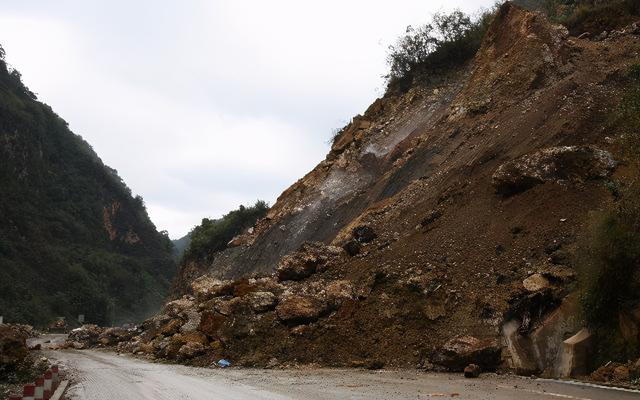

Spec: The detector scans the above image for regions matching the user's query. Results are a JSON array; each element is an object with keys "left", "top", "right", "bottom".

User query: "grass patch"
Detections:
[{"left": 577, "top": 63, "right": 640, "bottom": 365}]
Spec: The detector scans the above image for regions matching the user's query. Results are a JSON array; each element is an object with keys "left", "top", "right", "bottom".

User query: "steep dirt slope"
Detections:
[
  {"left": 132, "top": 3, "right": 640, "bottom": 374},
  {"left": 177, "top": 2, "right": 633, "bottom": 290}
]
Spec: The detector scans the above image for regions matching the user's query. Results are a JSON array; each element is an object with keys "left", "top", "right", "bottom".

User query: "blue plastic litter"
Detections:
[{"left": 217, "top": 359, "right": 231, "bottom": 368}]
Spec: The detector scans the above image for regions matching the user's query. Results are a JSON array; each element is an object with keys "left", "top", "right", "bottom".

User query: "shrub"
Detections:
[
  {"left": 617, "top": 64, "right": 640, "bottom": 157},
  {"left": 184, "top": 200, "right": 269, "bottom": 261},
  {"left": 563, "top": 0, "right": 640, "bottom": 34},
  {"left": 577, "top": 63, "right": 640, "bottom": 364},
  {"left": 385, "top": 8, "right": 495, "bottom": 93},
  {"left": 579, "top": 191, "right": 640, "bottom": 328},
  {"left": 577, "top": 184, "right": 640, "bottom": 364},
  {"left": 515, "top": 0, "right": 640, "bottom": 35}
]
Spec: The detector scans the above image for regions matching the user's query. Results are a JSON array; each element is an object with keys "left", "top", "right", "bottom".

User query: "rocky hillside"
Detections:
[
  {"left": 107, "top": 2, "right": 640, "bottom": 381},
  {"left": 0, "top": 48, "right": 176, "bottom": 326}
]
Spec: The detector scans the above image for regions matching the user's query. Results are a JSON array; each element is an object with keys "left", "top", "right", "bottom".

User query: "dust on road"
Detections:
[{"left": 42, "top": 346, "right": 640, "bottom": 400}]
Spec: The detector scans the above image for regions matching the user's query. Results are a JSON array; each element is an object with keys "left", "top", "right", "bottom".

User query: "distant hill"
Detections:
[
  {"left": 0, "top": 46, "right": 176, "bottom": 327},
  {"left": 171, "top": 233, "right": 191, "bottom": 261}
]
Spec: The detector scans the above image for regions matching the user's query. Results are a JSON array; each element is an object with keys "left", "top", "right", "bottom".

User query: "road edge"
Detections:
[
  {"left": 50, "top": 380, "right": 69, "bottom": 400},
  {"left": 537, "top": 378, "right": 640, "bottom": 394}
]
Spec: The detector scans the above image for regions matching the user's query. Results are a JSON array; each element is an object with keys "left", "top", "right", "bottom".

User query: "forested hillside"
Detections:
[{"left": 0, "top": 46, "right": 176, "bottom": 326}]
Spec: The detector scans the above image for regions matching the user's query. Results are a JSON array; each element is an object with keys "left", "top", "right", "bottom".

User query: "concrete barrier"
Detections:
[
  {"left": 22, "top": 384, "right": 35, "bottom": 400},
  {"left": 9, "top": 365, "right": 65, "bottom": 400},
  {"left": 34, "top": 377, "right": 44, "bottom": 399}
]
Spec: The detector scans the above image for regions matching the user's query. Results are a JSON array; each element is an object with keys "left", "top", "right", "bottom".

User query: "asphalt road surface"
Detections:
[{"left": 36, "top": 337, "right": 640, "bottom": 400}]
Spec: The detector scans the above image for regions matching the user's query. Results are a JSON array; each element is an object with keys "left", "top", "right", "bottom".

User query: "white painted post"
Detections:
[
  {"left": 78, "top": 314, "right": 85, "bottom": 324},
  {"left": 0, "top": 315, "right": 4, "bottom": 324},
  {"left": 34, "top": 378, "right": 44, "bottom": 400}
]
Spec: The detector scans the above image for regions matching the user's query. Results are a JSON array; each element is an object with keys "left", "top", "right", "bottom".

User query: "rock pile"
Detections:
[{"left": 0, "top": 325, "right": 29, "bottom": 366}]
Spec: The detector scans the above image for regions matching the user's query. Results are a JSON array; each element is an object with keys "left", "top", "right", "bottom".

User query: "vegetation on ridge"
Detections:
[
  {"left": 516, "top": 0, "right": 640, "bottom": 34},
  {"left": 182, "top": 200, "right": 269, "bottom": 262},
  {"left": 385, "top": 8, "right": 495, "bottom": 93}
]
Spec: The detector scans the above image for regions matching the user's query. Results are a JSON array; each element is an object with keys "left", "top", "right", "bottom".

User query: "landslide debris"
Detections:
[{"left": 92, "top": 2, "right": 640, "bottom": 376}]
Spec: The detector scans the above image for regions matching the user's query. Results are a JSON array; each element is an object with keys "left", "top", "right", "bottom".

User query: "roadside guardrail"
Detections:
[{"left": 8, "top": 365, "right": 68, "bottom": 400}]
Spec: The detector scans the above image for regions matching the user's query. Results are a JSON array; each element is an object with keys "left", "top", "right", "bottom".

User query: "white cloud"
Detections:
[{"left": 0, "top": 0, "right": 492, "bottom": 238}]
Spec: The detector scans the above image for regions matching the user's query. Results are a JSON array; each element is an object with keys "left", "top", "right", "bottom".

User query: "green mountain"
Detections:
[
  {"left": 0, "top": 46, "right": 176, "bottom": 327},
  {"left": 171, "top": 233, "right": 191, "bottom": 262}
]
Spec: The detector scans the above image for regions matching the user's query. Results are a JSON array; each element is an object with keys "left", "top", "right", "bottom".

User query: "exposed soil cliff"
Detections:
[{"left": 124, "top": 3, "right": 640, "bottom": 377}]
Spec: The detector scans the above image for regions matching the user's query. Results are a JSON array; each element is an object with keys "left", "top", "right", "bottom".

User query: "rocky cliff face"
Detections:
[
  {"left": 155, "top": 3, "right": 639, "bottom": 375},
  {"left": 0, "top": 50, "right": 176, "bottom": 326}
]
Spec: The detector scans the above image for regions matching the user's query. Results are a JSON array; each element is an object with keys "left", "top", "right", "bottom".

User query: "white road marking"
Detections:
[{"left": 498, "top": 385, "right": 592, "bottom": 400}]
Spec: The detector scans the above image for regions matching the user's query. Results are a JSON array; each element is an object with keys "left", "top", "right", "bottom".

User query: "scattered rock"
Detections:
[
  {"left": 164, "top": 297, "right": 196, "bottom": 317},
  {"left": 0, "top": 325, "right": 28, "bottom": 365},
  {"left": 424, "top": 302, "right": 447, "bottom": 321},
  {"left": 179, "top": 308, "right": 202, "bottom": 333},
  {"left": 366, "top": 360, "right": 385, "bottom": 370},
  {"left": 160, "top": 318, "right": 183, "bottom": 336},
  {"left": 265, "top": 357, "right": 280, "bottom": 369},
  {"left": 420, "top": 210, "right": 443, "bottom": 227},
  {"left": 325, "top": 280, "right": 355, "bottom": 310},
  {"left": 135, "top": 342, "right": 155, "bottom": 355},
  {"left": 549, "top": 250, "right": 571, "bottom": 266},
  {"left": 247, "top": 291, "right": 278, "bottom": 313},
  {"left": 613, "top": 365, "right": 630, "bottom": 381},
  {"left": 464, "top": 364, "right": 481, "bottom": 378},
  {"left": 178, "top": 342, "right": 206, "bottom": 360},
  {"left": 213, "top": 297, "right": 246, "bottom": 316},
  {"left": 198, "top": 311, "right": 227, "bottom": 337},
  {"left": 276, "top": 295, "right": 327, "bottom": 324},
  {"left": 591, "top": 361, "right": 634, "bottom": 383},
  {"left": 97, "top": 327, "right": 133, "bottom": 346}
]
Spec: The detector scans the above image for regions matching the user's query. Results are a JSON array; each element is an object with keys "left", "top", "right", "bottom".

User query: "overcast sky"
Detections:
[{"left": 0, "top": 0, "right": 490, "bottom": 239}]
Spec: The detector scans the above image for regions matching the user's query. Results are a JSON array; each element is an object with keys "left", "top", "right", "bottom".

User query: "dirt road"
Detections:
[{"left": 38, "top": 345, "right": 638, "bottom": 400}]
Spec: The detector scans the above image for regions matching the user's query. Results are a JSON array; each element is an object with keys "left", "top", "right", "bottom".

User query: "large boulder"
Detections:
[
  {"left": 179, "top": 309, "right": 202, "bottom": 333},
  {"left": 0, "top": 325, "right": 28, "bottom": 365},
  {"left": 276, "top": 295, "right": 327, "bottom": 324},
  {"left": 191, "top": 275, "right": 234, "bottom": 301},
  {"left": 164, "top": 297, "right": 196, "bottom": 317},
  {"left": 276, "top": 242, "right": 343, "bottom": 281},
  {"left": 159, "top": 318, "right": 184, "bottom": 336},
  {"left": 325, "top": 280, "right": 355, "bottom": 310},
  {"left": 433, "top": 335, "right": 502, "bottom": 371},
  {"left": 178, "top": 342, "right": 206, "bottom": 360},
  {"left": 492, "top": 146, "right": 615, "bottom": 195},
  {"left": 198, "top": 311, "right": 228, "bottom": 338}
]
